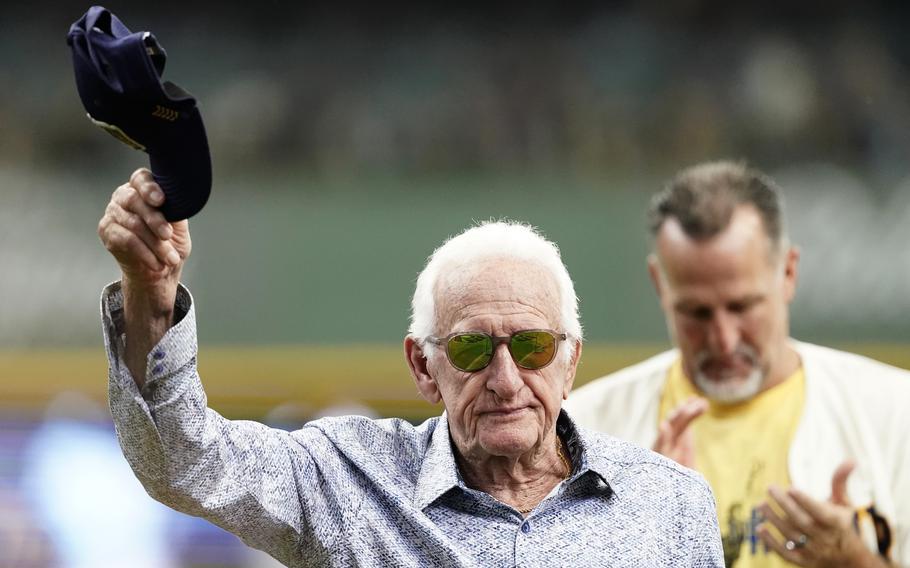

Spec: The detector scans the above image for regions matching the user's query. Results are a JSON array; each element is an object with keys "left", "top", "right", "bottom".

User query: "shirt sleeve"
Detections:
[
  {"left": 689, "top": 474, "right": 725, "bottom": 567},
  {"left": 100, "top": 282, "right": 345, "bottom": 564}
]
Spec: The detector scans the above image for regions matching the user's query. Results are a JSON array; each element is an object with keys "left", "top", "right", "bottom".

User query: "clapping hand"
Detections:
[{"left": 757, "top": 460, "right": 889, "bottom": 568}]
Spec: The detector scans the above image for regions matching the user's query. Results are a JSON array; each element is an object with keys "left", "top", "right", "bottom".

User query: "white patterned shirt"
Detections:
[{"left": 101, "top": 282, "right": 723, "bottom": 567}]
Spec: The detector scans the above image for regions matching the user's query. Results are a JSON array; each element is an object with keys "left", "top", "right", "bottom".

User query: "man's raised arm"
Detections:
[{"left": 97, "top": 167, "right": 191, "bottom": 387}]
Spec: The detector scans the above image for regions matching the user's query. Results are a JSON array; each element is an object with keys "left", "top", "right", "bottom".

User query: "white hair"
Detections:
[{"left": 408, "top": 220, "right": 583, "bottom": 357}]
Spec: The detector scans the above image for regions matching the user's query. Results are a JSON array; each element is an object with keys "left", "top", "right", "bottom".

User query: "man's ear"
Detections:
[
  {"left": 404, "top": 336, "right": 441, "bottom": 404},
  {"left": 782, "top": 245, "right": 800, "bottom": 304},
  {"left": 562, "top": 340, "right": 583, "bottom": 399}
]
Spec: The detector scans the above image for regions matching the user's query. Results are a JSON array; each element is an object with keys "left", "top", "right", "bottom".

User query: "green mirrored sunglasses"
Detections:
[{"left": 426, "top": 329, "right": 568, "bottom": 372}]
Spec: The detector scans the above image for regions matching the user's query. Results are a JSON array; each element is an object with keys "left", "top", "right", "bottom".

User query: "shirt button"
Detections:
[
  {"left": 153, "top": 350, "right": 166, "bottom": 360},
  {"left": 521, "top": 521, "right": 531, "bottom": 534},
  {"left": 152, "top": 364, "right": 164, "bottom": 375}
]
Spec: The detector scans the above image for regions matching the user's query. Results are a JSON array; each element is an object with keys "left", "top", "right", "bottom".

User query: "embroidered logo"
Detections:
[{"left": 151, "top": 105, "right": 179, "bottom": 121}]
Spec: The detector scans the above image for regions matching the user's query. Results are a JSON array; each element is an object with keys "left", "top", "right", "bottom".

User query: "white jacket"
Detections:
[{"left": 565, "top": 341, "right": 910, "bottom": 566}]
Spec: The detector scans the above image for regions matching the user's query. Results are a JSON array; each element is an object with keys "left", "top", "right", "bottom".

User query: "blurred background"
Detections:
[{"left": 2, "top": 0, "right": 909, "bottom": 565}]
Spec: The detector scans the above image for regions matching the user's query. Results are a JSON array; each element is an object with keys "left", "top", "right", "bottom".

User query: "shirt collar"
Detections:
[
  {"left": 413, "top": 412, "right": 462, "bottom": 511},
  {"left": 562, "top": 410, "right": 624, "bottom": 498},
  {"left": 414, "top": 409, "right": 621, "bottom": 511}
]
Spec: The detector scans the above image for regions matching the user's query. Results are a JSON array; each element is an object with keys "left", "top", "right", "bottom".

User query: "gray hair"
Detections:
[
  {"left": 409, "top": 220, "right": 582, "bottom": 356},
  {"left": 648, "top": 160, "right": 788, "bottom": 254}
]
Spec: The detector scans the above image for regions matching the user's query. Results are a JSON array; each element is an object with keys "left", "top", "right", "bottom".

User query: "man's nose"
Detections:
[
  {"left": 484, "top": 343, "right": 524, "bottom": 398},
  {"left": 706, "top": 311, "right": 740, "bottom": 355}
]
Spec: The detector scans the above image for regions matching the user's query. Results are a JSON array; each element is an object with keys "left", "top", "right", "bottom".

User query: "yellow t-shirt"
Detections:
[{"left": 659, "top": 360, "right": 805, "bottom": 568}]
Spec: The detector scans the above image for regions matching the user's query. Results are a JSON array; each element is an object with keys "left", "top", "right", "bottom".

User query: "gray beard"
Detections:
[{"left": 692, "top": 347, "right": 765, "bottom": 404}]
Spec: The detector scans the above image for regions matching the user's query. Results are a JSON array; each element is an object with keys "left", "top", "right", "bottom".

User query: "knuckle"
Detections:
[
  {"left": 130, "top": 167, "right": 151, "bottom": 184},
  {"left": 124, "top": 184, "right": 139, "bottom": 201},
  {"left": 106, "top": 231, "right": 125, "bottom": 251},
  {"left": 112, "top": 183, "right": 133, "bottom": 201},
  {"left": 115, "top": 185, "right": 138, "bottom": 208},
  {"left": 147, "top": 212, "right": 166, "bottom": 230},
  {"left": 126, "top": 212, "right": 143, "bottom": 232}
]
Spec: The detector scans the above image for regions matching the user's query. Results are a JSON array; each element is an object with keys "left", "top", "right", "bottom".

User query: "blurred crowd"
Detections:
[{"left": 1, "top": 1, "right": 909, "bottom": 184}]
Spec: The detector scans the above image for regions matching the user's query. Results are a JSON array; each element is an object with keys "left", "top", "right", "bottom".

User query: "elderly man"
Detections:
[
  {"left": 567, "top": 161, "right": 910, "bottom": 568},
  {"left": 97, "top": 168, "right": 722, "bottom": 567}
]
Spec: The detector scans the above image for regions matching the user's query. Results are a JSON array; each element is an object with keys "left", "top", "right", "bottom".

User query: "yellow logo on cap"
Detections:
[
  {"left": 151, "top": 105, "right": 179, "bottom": 121},
  {"left": 87, "top": 114, "right": 146, "bottom": 151}
]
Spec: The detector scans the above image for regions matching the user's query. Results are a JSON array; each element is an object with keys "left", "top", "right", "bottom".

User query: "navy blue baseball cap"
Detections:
[{"left": 67, "top": 6, "right": 211, "bottom": 221}]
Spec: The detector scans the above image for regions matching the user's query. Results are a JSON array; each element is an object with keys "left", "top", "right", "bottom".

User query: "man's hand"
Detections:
[
  {"left": 98, "top": 168, "right": 191, "bottom": 299},
  {"left": 98, "top": 168, "right": 192, "bottom": 386},
  {"left": 757, "top": 460, "right": 889, "bottom": 568},
  {"left": 653, "top": 397, "right": 708, "bottom": 469}
]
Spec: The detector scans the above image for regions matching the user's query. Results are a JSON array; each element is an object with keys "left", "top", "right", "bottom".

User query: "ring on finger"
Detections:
[{"left": 785, "top": 534, "right": 809, "bottom": 550}]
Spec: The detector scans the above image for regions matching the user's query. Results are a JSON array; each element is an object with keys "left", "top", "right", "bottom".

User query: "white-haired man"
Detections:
[
  {"left": 566, "top": 161, "right": 910, "bottom": 568},
  {"left": 97, "top": 168, "right": 723, "bottom": 567}
]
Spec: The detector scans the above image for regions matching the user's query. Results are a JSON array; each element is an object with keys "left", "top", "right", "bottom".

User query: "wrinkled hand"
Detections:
[
  {"left": 757, "top": 461, "right": 888, "bottom": 568},
  {"left": 98, "top": 168, "right": 192, "bottom": 385},
  {"left": 97, "top": 167, "right": 191, "bottom": 311},
  {"left": 653, "top": 397, "right": 708, "bottom": 469}
]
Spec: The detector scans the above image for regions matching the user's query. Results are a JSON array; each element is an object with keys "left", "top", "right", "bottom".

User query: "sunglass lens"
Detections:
[
  {"left": 447, "top": 333, "right": 493, "bottom": 372},
  {"left": 510, "top": 331, "right": 557, "bottom": 369}
]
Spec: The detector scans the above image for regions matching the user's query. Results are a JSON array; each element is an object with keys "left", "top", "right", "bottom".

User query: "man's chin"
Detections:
[
  {"left": 478, "top": 429, "right": 536, "bottom": 457},
  {"left": 693, "top": 373, "right": 763, "bottom": 404}
]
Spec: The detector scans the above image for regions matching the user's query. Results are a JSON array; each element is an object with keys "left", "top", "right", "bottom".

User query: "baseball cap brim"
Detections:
[{"left": 67, "top": 5, "right": 212, "bottom": 221}]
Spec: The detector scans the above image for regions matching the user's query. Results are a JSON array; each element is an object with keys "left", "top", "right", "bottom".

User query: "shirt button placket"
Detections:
[{"left": 515, "top": 520, "right": 533, "bottom": 566}]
